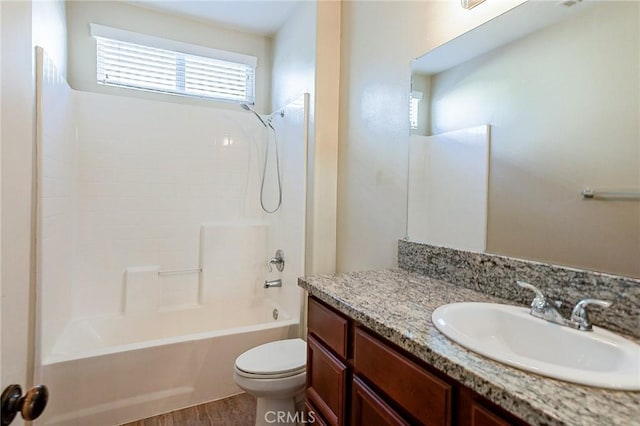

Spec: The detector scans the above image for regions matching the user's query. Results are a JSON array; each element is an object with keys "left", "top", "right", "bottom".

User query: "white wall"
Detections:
[
  {"left": 271, "top": 2, "right": 316, "bottom": 111},
  {"left": 66, "top": 1, "right": 272, "bottom": 113},
  {"left": 308, "top": 1, "right": 341, "bottom": 275},
  {"left": 271, "top": 1, "right": 341, "bottom": 277},
  {"left": 33, "top": 0, "right": 67, "bottom": 77},
  {"left": 337, "top": 0, "right": 527, "bottom": 272},
  {"left": 429, "top": 2, "right": 639, "bottom": 277}
]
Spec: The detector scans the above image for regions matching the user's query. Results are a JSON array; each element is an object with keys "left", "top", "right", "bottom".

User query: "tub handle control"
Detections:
[
  {"left": 1, "top": 384, "right": 48, "bottom": 425},
  {"left": 268, "top": 249, "right": 285, "bottom": 272}
]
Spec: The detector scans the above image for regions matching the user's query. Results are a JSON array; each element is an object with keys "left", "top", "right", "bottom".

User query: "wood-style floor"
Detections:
[{"left": 121, "top": 393, "right": 256, "bottom": 426}]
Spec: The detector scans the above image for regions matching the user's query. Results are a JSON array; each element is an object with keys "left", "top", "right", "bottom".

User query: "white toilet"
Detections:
[{"left": 233, "top": 338, "right": 307, "bottom": 426}]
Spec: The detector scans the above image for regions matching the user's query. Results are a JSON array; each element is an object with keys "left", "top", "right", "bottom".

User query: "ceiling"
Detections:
[{"left": 129, "top": 1, "right": 304, "bottom": 36}]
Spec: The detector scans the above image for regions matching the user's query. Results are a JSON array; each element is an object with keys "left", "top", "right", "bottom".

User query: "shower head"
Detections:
[{"left": 240, "top": 103, "right": 270, "bottom": 128}]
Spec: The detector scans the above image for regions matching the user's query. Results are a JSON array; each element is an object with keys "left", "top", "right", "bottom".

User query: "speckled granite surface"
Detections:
[
  {"left": 398, "top": 240, "right": 640, "bottom": 338},
  {"left": 299, "top": 269, "right": 640, "bottom": 426}
]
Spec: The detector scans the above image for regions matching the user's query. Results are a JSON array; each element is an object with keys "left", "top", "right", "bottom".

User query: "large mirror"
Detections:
[{"left": 408, "top": 0, "right": 639, "bottom": 278}]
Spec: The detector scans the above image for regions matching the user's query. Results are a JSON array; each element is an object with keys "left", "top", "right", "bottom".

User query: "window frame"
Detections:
[
  {"left": 91, "top": 24, "right": 257, "bottom": 104},
  {"left": 410, "top": 90, "right": 423, "bottom": 130}
]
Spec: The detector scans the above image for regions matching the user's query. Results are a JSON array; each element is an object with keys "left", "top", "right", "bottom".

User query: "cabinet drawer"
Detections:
[
  {"left": 306, "top": 334, "right": 348, "bottom": 425},
  {"left": 470, "top": 402, "right": 511, "bottom": 426},
  {"left": 354, "top": 327, "right": 452, "bottom": 426},
  {"left": 352, "top": 376, "right": 409, "bottom": 426},
  {"left": 308, "top": 297, "right": 348, "bottom": 358}
]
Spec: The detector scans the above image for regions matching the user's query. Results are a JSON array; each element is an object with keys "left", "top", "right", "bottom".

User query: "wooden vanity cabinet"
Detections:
[{"left": 305, "top": 296, "right": 528, "bottom": 426}]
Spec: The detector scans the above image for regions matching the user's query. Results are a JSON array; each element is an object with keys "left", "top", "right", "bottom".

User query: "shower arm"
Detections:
[{"left": 240, "top": 104, "right": 284, "bottom": 128}]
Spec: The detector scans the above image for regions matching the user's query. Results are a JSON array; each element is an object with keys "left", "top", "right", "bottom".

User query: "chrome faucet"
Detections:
[
  {"left": 264, "top": 279, "right": 282, "bottom": 289},
  {"left": 516, "top": 281, "right": 612, "bottom": 331},
  {"left": 516, "top": 281, "right": 565, "bottom": 325},
  {"left": 567, "top": 299, "right": 612, "bottom": 331}
]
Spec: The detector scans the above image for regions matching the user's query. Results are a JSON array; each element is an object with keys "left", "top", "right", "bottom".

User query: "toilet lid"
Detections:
[{"left": 235, "top": 338, "right": 306, "bottom": 376}]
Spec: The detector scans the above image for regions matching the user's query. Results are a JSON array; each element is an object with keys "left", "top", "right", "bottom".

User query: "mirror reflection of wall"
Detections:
[{"left": 408, "top": 0, "right": 640, "bottom": 278}]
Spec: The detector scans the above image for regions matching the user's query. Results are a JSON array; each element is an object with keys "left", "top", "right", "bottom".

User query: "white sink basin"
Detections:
[{"left": 432, "top": 302, "right": 640, "bottom": 390}]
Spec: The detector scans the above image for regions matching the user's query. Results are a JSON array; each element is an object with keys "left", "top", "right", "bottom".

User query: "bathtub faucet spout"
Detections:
[{"left": 264, "top": 279, "right": 282, "bottom": 289}]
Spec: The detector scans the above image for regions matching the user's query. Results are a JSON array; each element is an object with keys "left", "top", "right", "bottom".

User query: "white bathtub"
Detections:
[{"left": 38, "top": 297, "right": 299, "bottom": 426}]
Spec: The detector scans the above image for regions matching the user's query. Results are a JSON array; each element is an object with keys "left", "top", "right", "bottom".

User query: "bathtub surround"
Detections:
[
  {"left": 398, "top": 240, "right": 640, "bottom": 339},
  {"left": 35, "top": 48, "right": 77, "bottom": 364},
  {"left": 69, "top": 93, "right": 307, "bottom": 320},
  {"left": 201, "top": 223, "right": 268, "bottom": 305},
  {"left": 124, "top": 266, "right": 161, "bottom": 314},
  {"left": 298, "top": 270, "right": 640, "bottom": 426},
  {"left": 36, "top": 50, "right": 307, "bottom": 425},
  {"left": 407, "top": 125, "right": 490, "bottom": 252},
  {"left": 71, "top": 91, "right": 271, "bottom": 318}
]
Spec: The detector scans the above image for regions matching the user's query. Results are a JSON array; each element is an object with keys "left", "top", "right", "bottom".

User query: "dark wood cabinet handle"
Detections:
[{"left": 1, "top": 384, "right": 48, "bottom": 425}]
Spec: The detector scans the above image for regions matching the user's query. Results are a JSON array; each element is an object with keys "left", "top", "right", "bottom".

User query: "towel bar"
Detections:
[{"left": 581, "top": 189, "right": 640, "bottom": 200}]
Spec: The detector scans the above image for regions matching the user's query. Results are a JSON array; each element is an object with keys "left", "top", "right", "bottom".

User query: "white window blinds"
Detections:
[
  {"left": 410, "top": 91, "right": 423, "bottom": 130},
  {"left": 92, "top": 25, "right": 256, "bottom": 104}
]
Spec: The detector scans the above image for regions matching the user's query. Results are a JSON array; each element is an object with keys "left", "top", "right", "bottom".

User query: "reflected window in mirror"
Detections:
[
  {"left": 409, "top": 90, "right": 422, "bottom": 130},
  {"left": 410, "top": 75, "right": 430, "bottom": 136}
]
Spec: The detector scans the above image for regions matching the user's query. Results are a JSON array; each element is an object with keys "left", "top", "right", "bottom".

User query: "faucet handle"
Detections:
[
  {"left": 569, "top": 299, "right": 612, "bottom": 331},
  {"left": 267, "top": 249, "right": 285, "bottom": 272},
  {"left": 516, "top": 281, "right": 548, "bottom": 310}
]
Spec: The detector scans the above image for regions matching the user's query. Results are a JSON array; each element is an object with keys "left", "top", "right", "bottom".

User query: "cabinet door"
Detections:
[
  {"left": 354, "top": 328, "right": 452, "bottom": 426},
  {"left": 469, "top": 402, "right": 512, "bottom": 426},
  {"left": 304, "top": 400, "right": 329, "bottom": 426},
  {"left": 457, "top": 387, "right": 525, "bottom": 426},
  {"left": 306, "top": 335, "right": 348, "bottom": 425},
  {"left": 352, "top": 376, "right": 410, "bottom": 426}
]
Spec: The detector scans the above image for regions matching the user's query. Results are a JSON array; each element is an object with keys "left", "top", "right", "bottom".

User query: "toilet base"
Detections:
[{"left": 255, "top": 394, "right": 301, "bottom": 426}]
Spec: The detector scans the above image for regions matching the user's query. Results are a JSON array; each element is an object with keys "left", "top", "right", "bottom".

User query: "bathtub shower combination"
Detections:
[{"left": 35, "top": 48, "right": 309, "bottom": 425}]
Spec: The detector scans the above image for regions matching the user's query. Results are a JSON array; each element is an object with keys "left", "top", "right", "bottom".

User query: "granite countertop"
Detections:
[{"left": 298, "top": 269, "right": 640, "bottom": 426}]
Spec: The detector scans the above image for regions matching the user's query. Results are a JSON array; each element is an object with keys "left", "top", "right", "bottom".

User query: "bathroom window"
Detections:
[
  {"left": 410, "top": 90, "right": 423, "bottom": 130},
  {"left": 91, "top": 24, "right": 256, "bottom": 104}
]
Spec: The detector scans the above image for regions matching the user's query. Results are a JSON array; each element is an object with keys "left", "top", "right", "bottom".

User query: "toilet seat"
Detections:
[
  {"left": 234, "top": 366, "right": 306, "bottom": 380},
  {"left": 235, "top": 338, "right": 306, "bottom": 379}
]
